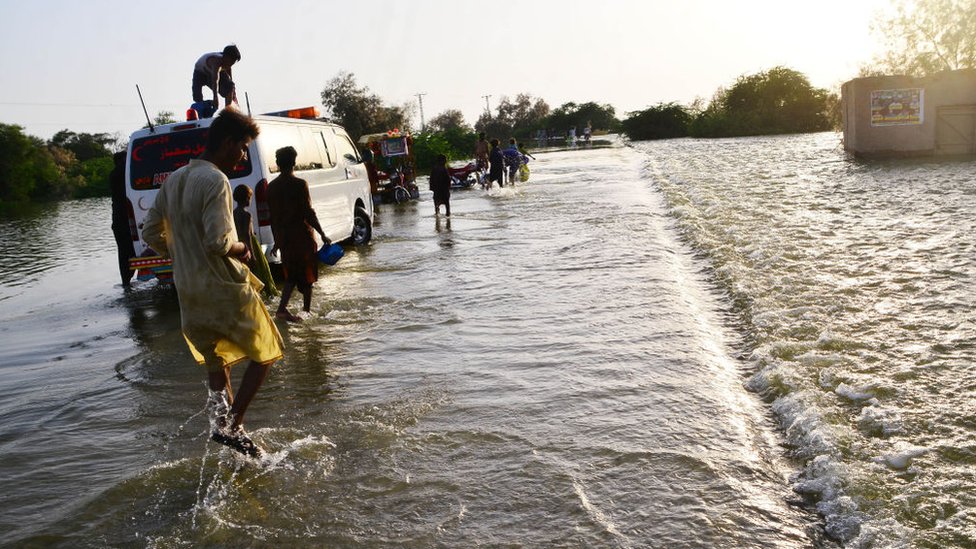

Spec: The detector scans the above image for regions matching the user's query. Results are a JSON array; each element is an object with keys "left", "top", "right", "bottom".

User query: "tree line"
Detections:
[
  {"left": 0, "top": 125, "right": 120, "bottom": 208},
  {"left": 319, "top": 71, "right": 621, "bottom": 172},
  {"left": 320, "top": 67, "right": 833, "bottom": 164},
  {"left": 621, "top": 66, "right": 836, "bottom": 140}
]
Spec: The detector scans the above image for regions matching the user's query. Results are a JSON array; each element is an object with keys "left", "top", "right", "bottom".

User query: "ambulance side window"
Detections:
[
  {"left": 333, "top": 129, "right": 361, "bottom": 164},
  {"left": 256, "top": 123, "right": 302, "bottom": 174},
  {"left": 298, "top": 127, "right": 325, "bottom": 171}
]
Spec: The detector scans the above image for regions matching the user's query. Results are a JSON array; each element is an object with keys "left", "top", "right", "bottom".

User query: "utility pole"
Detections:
[
  {"left": 482, "top": 94, "right": 492, "bottom": 118},
  {"left": 415, "top": 92, "right": 427, "bottom": 132}
]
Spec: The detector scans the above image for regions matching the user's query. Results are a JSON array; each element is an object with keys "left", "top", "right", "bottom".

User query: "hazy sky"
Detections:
[{"left": 0, "top": 0, "right": 892, "bottom": 140}]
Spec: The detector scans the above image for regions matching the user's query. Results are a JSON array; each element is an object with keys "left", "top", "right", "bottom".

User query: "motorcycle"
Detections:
[
  {"left": 377, "top": 164, "right": 419, "bottom": 204},
  {"left": 447, "top": 161, "right": 486, "bottom": 189}
]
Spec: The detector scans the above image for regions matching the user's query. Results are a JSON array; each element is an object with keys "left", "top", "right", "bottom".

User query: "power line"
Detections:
[
  {"left": 0, "top": 101, "right": 183, "bottom": 108},
  {"left": 1, "top": 99, "right": 328, "bottom": 112},
  {"left": 482, "top": 94, "right": 492, "bottom": 117},
  {"left": 0, "top": 101, "right": 134, "bottom": 107}
]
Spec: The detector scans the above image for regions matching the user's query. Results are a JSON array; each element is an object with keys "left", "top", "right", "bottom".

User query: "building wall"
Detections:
[{"left": 842, "top": 69, "right": 976, "bottom": 157}]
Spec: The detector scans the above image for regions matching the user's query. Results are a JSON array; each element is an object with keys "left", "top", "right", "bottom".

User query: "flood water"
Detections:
[{"left": 0, "top": 134, "right": 973, "bottom": 548}]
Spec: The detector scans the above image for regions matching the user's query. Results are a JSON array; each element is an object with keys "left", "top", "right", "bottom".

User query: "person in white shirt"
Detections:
[{"left": 192, "top": 45, "right": 241, "bottom": 109}]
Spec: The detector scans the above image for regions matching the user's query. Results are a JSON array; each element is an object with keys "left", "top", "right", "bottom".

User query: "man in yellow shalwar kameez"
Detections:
[{"left": 142, "top": 109, "right": 283, "bottom": 457}]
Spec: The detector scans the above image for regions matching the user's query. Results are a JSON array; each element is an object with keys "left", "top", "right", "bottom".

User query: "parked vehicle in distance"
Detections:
[
  {"left": 124, "top": 107, "right": 373, "bottom": 281},
  {"left": 359, "top": 131, "right": 420, "bottom": 204},
  {"left": 447, "top": 161, "right": 486, "bottom": 189}
]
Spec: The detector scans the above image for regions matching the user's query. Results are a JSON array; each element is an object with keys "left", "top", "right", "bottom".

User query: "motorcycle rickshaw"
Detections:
[{"left": 359, "top": 130, "right": 420, "bottom": 204}]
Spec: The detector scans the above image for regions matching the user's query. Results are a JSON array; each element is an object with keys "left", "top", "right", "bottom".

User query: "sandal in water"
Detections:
[{"left": 211, "top": 427, "right": 264, "bottom": 458}]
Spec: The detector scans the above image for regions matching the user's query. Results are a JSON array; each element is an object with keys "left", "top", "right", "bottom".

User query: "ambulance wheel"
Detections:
[{"left": 352, "top": 207, "right": 372, "bottom": 245}]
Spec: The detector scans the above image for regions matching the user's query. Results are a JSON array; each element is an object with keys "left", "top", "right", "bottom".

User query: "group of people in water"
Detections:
[
  {"left": 230, "top": 148, "right": 327, "bottom": 325},
  {"left": 428, "top": 133, "right": 536, "bottom": 219},
  {"left": 120, "top": 44, "right": 550, "bottom": 458},
  {"left": 103, "top": 45, "right": 327, "bottom": 457},
  {"left": 475, "top": 133, "right": 535, "bottom": 188},
  {"left": 141, "top": 107, "right": 342, "bottom": 457}
]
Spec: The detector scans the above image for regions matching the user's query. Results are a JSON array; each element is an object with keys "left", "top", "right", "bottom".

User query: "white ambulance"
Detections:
[{"left": 124, "top": 107, "right": 373, "bottom": 279}]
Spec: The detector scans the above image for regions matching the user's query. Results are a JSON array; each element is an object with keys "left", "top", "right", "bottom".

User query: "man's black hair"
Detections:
[
  {"left": 223, "top": 44, "right": 241, "bottom": 62},
  {"left": 275, "top": 146, "right": 298, "bottom": 169},
  {"left": 205, "top": 109, "right": 259, "bottom": 152}
]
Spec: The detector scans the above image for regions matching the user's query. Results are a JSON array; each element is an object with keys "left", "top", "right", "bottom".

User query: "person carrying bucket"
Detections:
[{"left": 266, "top": 146, "right": 330, "bottom": 323}]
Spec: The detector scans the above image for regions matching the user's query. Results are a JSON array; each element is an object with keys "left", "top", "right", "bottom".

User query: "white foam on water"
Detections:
[
  {"left": 792, "top": 455, "right": 864, "bottom": 543},
  {"left": 145, "top": 457, "right": 194, "bottom": 473},
  {"left": 856, "top": 401, "right": 904, "bottom": 437},
  {"left": 845, "top": 517, "right": 917, "bottom": 549},
  {"left": 256, "top": 432, "right": 337, "bottom": 471},
  {"left": 875, "top": 442, "right": 928, "bottom": 471},
  {"left": 751, "top": 365, "right": 870, "bottom": 544},
  {"left": 767, "top": 389, "right": 839, "bottom": 460},
  {"left": 797, "top": 350, "right": 846, "bottom": 368},
  {"left": 484, "top": 185, "right": 520, "bottom": 198},
  {"left": 835, "top": 383, "right": 876, "bottom": 403}
]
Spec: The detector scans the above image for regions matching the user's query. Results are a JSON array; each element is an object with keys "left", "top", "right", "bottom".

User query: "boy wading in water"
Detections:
[
  {"left": 267, "top": 146, "right": 329, "bottom": 323},
  {"left": 488, "top": 139, "right": 504, "bottom": 189},
  {"left": 142, "top": 109, "right": 283, "bottom": 458},
  {"left": 429, "top": 154, "right": 451, "bottom": 217}
]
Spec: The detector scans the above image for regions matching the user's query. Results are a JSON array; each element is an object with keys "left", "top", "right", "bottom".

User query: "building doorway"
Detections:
[{"left": 936, "top": 105, "right": 976, "bottom": 155}]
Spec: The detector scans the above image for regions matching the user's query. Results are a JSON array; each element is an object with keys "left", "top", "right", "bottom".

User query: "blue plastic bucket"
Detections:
[
  {"left": 317, "top": 243, "right": 344, "bottom": 265},
  {"left": 190, "top": 100, "right": 217, "bottom": 119}
]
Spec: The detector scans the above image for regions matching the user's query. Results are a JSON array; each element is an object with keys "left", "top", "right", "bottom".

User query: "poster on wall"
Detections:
[{"left": 871, "top": 88, "right": 924, "bottom": 126}]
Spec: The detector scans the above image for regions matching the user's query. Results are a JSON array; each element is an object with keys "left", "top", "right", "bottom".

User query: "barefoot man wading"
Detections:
[{"left": 142, "top": 109, "right": 283, "bottom": 458}]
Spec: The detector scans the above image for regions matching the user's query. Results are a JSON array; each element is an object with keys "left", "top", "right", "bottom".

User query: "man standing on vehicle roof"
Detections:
[
  {"left": 142, "top": 109, "right": 283, "bottom": 458},
  {"left": 192, "top": 45, "right": 241, "bottom": 109}
]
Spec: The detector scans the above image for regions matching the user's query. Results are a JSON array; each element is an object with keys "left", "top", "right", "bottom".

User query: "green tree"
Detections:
[
  {"left": 498, "top": 94, "right": 551, "bottom": 136},
  {"left": 0, "top": 124, "right": 66, "bottom": 204},
  {"left": 873, "top": 0, "right": 976, "bottom": 76},
  {"left": 691, "top": 66, "right": 831, "bottom": 137},
  {"left": 143, "top": 110, "right": 177, "bottom": 128},
  {"left": 543, "top": 101, "right": 620, "bottom": 134},
  {"left": 824, "top": 92, "right": 843, "bottom": 130},
  {"left": 320, "top": 71, "right": 408, "bottom": 141},
  {"left": 71, "top": 156, "right": 114, "bottom": 198},
  {"left": 428, "top": 109, "right": 469, "bottom": 133},
  {"left": 475, "top": 94, "right": 550, "bottom": 139},
  {"left": 474, "top": 111, "right": 513, "bottom": 141},
  {"left": 621, "top": 102, "right": 692, "bottom": 140},
  {"left": 154, "top": 110, "right": 177, "bottom": 125},
  {"left": 569, "top": 102, "right": 620, "bottom": 132},
  {"left": 49, "top": 129, "right": 114, "bottom": 162},
  {"left": 411, "top": 132, "right": 455, "bottom": 173},
  {"left": 426, "top": 109, "right": 476, "bottom": 158}
]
